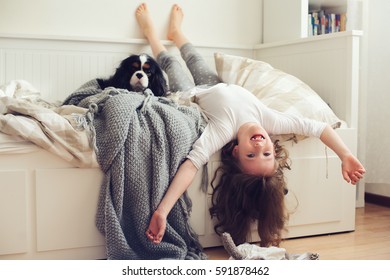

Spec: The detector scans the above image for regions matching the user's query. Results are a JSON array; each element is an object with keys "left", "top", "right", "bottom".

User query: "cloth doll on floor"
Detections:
[{"left": 221, "top": 232, "right": 319, "bottom": 260}]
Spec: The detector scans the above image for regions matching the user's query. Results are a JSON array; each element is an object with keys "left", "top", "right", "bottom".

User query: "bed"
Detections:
[{"left": 0, "top": 31, "right": 361, "bottom": 259}]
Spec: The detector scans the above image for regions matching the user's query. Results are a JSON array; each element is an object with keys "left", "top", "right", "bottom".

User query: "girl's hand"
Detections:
[
  {"left": 341, "top": 154, "right": 366, "bottom": 185},
  {"left": 146, "top": 209, "right": 167, "bottom": 244}
]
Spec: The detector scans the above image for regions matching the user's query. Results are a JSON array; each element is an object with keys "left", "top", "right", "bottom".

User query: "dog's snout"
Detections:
[{"left": 136, "top": 73, "right": 143, "bottom": 79}]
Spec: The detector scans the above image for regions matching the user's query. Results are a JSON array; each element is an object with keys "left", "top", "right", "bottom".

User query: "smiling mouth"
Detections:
[{"left": 251, "top": 134, "right": 265, "bottom": 141}]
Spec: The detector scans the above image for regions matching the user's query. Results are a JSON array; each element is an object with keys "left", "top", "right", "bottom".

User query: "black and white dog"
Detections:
[{"left": 97, "top": 54, "right": 168, "bottom": 97}]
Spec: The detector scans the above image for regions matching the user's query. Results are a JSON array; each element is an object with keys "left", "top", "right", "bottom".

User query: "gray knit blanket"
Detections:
[{"left": 63, "top": 80, "right": 207, "bottom": 259}]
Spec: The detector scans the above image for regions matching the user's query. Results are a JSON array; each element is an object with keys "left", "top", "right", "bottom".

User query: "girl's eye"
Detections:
[
  {"left": 247, "top": 153, "right": 255, "bottom": 158},
  {"left": 263, "top": 152, "right": 271, "bottom": 157}
]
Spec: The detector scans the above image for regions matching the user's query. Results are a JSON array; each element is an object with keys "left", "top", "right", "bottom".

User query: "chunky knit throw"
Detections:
[{"left": 64, "top": 80, "right": 207, "bottom": 259}]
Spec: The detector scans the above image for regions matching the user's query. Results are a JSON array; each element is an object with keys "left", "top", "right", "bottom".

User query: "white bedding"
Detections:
[
  {"left": 0, "top": 80, "right": 98, "bottom": 167},
  {"left": 0, "top": 132, "right": 38, "bottom": 154}
]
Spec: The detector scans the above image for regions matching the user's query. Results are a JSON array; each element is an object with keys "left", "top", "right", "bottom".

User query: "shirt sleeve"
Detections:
[
  {"left": 186, "top": 122, "right": 231, "bottom": 169},
  {"left": 259, "top": 104, "right": 327, "bottom": 138}
]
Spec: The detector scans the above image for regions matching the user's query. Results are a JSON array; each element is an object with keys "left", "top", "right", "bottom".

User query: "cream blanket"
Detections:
[{"left": 0, "top": 80, "right": 97, "bottom": 167}]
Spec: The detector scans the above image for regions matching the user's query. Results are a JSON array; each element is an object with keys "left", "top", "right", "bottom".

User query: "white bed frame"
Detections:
[{"left": 0, "top": 31, "right": 361, "bottom": 259}]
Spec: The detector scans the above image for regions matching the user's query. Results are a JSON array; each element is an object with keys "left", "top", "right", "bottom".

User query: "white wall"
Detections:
[
  {"left": 0, "top": 0, "right": 262, "bottom": 46},
  {"left": 363, "top": 0, "right": 390, "bottom": 197}
]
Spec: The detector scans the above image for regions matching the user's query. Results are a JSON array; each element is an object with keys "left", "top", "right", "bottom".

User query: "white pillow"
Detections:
[{"left": 214, "top": 53, "right": 342, "bottom": 139}]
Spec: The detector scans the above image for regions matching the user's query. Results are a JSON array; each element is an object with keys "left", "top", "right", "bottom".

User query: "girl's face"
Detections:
[{"left": 233, "top": 122, "right": 276, "bottom": 176}]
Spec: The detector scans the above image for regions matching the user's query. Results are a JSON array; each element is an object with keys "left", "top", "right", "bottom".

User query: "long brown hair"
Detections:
[{"left": 209, "top": 139, "right": 290, "bottom": 247}]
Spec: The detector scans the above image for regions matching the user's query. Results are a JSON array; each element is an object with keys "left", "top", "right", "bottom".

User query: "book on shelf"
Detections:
[{"left": 308, "top": 10, "right": 347, "bottom": 36}]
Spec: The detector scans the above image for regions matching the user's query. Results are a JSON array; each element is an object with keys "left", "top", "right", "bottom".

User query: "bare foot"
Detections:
[
  {"left": 135, "top": 3, "right": 156, "bottom": 39},
  {"left": 135, "top": 3, "right": 166, "bottom": 58},
  {"left": 167, "top": 4, "right": 185, "bottom": 41}
]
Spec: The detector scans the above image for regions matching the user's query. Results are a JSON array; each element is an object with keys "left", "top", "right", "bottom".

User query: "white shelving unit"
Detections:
[{"left": 263, "top": 0, "right": 363, "bottom": 43}]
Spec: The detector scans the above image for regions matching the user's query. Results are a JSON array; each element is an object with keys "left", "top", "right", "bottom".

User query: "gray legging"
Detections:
[{"left": 156, "top": 43, "right": 221, "bottom": 92}]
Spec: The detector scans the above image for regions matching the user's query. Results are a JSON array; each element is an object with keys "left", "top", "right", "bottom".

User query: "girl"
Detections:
[{"left": 136, "top": 3, "right": 365, "bottom": 247}]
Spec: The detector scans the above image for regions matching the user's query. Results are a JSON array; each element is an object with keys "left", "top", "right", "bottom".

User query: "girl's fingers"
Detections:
[
  {"left": 342, "top": 170, "right": 351, "bottom": 183},
  {"left": 146, "top": 229, "right": 155, "bottom": 240}
]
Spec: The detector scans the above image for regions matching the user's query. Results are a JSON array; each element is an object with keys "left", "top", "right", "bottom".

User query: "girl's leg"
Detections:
[
  {"left": 180, "top": 43, "right": 221, "bottom": 87},
  {"left": 168, "top": 5, "right": 221, "bottom": 87},
  {"left": 136, "top": 3, "right": 194, "bottom": 92},
  {"left": 157, "top": 51, "right": 194, "bottom": 92}
]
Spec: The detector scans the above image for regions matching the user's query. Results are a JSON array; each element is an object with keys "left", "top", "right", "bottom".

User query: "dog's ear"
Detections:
[
  {"left": 97, "top": 55, "right": 136, "bottom": 91},
  {"left": 111, "top": 62, "right": 133, "bottom": 91},
  {"left": 149, "top": 65, "right": 168, "bottom": 96},
  {"left": 96, "top": 78, "right": 106, "bottom": 89},
  {"left": 149, "top": 74, "right": 168, "bottom": 96}
]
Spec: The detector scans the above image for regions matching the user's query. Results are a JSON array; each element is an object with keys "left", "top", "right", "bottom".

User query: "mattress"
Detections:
[{"left": 0, "top": 132, "right": 39, "bottom": 154}]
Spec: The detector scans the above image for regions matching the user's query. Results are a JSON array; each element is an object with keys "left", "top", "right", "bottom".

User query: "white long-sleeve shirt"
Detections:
[{"left": 186, "top": 83, "right": 327, "bottom": 169}]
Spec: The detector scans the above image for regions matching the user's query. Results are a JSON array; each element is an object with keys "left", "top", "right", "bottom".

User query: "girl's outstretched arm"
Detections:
[
  {"left": 320, "top": 125, "right": 365, "bottom": 185},
  {"left": 146, "top": 159, "right": 198, "bottom": 244}
]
